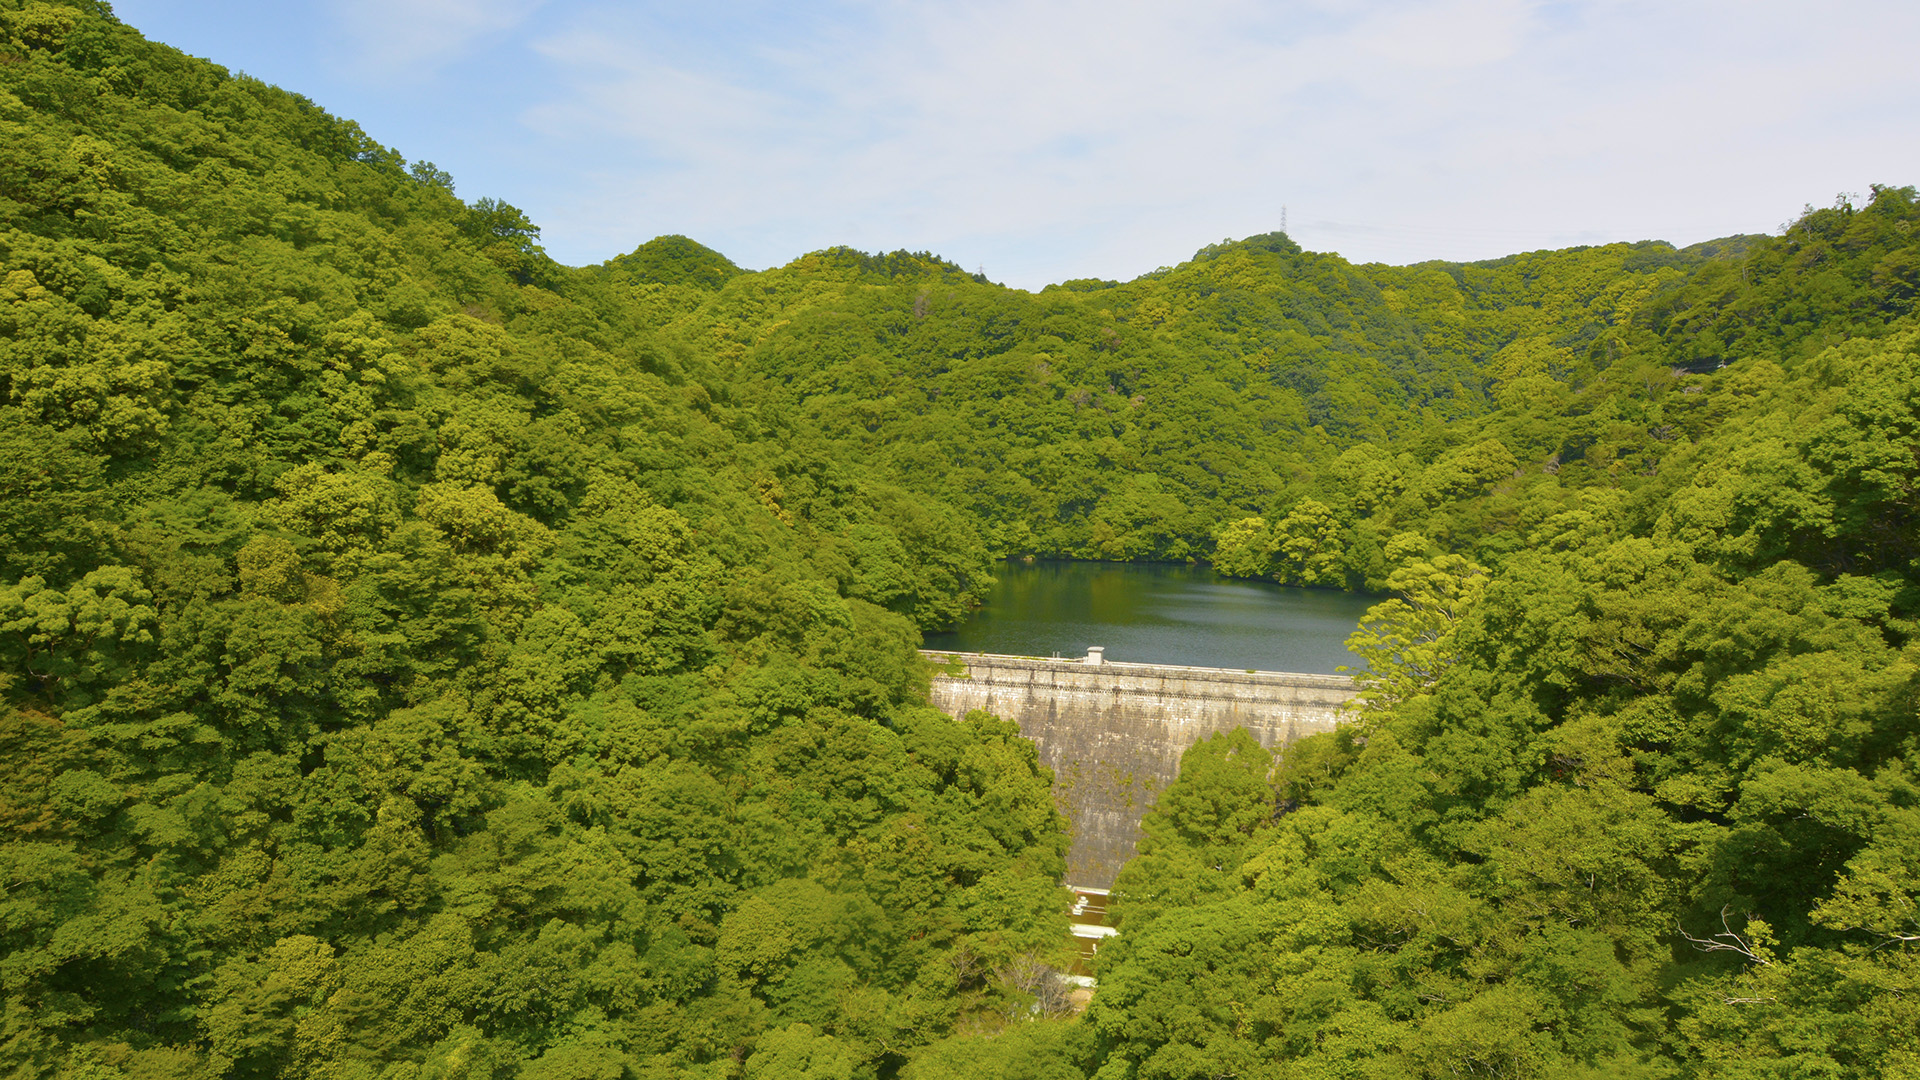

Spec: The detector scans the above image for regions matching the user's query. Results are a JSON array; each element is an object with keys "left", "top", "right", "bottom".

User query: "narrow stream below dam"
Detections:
[{"left": 923, "top": 559, "right": 1379, "bottom": 674}]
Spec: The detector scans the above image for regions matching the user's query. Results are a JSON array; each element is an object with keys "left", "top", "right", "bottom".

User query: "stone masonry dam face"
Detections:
[{"left": 922, "top": 650, "right": 1357, "bottom": 890}]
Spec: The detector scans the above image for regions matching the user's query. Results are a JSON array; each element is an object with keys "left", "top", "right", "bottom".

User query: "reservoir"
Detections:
[{"left": 923, "top": 560, "right": 1379, "bottom": 674}]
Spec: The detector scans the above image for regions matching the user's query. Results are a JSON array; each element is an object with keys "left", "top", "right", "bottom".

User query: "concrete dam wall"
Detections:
[{"left": 923, "top": 650, "right": 1357, "bottom": 890}]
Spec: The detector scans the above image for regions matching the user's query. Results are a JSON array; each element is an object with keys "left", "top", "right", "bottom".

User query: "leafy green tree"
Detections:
[
  {"left": 1209, "top": 516, "right": 1274, "bottom": 579},
  {"left": 1342, "top": 542, "right": 1489, "bottom": 714},
  {"left": 0, "top": 566, "right": 155, "bottom": 702},
  {"left": 1271, "top": 498, "right": 1344, "bottom": 586}
]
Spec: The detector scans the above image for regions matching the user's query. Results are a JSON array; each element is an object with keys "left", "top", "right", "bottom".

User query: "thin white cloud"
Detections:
[
  {"left": 324, "top": 0, "right": 549, "bottom": 79},
  {"left": 1351, "top": 0, "right": 1533, "bottom": 68},
  {"left": 504, "top": 0, "right": 1920, "bottom": 286}
]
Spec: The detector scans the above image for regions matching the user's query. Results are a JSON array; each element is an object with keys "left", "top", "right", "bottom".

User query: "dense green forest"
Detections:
[{"left": 3, "top": 1, "right": 1918, "bottom": 1077}]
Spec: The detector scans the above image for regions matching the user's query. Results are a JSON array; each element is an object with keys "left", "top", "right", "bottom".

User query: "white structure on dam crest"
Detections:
[{"left": 922, "top": 648, "right": 1357, "bottom": 890}]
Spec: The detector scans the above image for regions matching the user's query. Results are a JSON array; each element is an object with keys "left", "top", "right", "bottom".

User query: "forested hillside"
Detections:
[
  {"left": 0, "top": 5, "right": 1061, "bottom": 1077},
  {"left": 4, "top": 1, "right": 1919, "bottom": 1078},
  {"left": 1077, "top": 328, "right": 1920, "bottom": 1080},
  {"left": 636, "top": 197, "right": 1914, "bottom": 596}
]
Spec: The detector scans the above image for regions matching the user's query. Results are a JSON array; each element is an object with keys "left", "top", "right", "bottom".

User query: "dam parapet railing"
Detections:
[{"left": 920, "top": 648, "right": 1358, "bottom": 693}]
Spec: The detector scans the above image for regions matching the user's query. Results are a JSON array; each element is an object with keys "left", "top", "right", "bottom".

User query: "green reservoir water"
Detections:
[{"left": 923, "top": 561, "right": 1379, "bottom": 674}]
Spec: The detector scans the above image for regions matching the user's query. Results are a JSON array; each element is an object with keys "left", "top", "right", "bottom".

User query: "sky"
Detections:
[{"left": 110, "top": 0, "right": 1920, "bottom": 291}]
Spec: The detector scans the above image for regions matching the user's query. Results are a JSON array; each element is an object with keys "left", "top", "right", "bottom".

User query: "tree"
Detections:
[
  {"left": 1342, "top": 540, "right": 1489, "bottom": 714},
  {"left": 1272, "top": 498, "right": 1344, "bottom": 586},
  {"left": 1209, "top": 516, "right": 1273, "bottom": 578}
]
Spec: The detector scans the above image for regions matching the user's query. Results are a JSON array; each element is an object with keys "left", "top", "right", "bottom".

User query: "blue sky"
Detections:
[{"left": 110, "top": 0, "right": 1920, "bottom": 291}]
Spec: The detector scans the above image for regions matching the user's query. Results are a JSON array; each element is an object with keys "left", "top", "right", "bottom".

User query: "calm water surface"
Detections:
[{"left": 923, "top": 561, "right": 1378, "bottom": 674}]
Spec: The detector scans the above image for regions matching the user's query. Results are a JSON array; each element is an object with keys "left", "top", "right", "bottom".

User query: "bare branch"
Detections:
[
  {"left": 1678, "top": 906, "right": 1772, "bottom": 966},
  {"left": 1870, "top": 932, "right": 1920, "bottom": 953}
]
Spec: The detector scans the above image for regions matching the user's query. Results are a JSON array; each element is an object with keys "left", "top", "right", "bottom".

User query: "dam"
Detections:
[{"left": 923, "top": 648, "right": 1358, "bottom": 889}]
